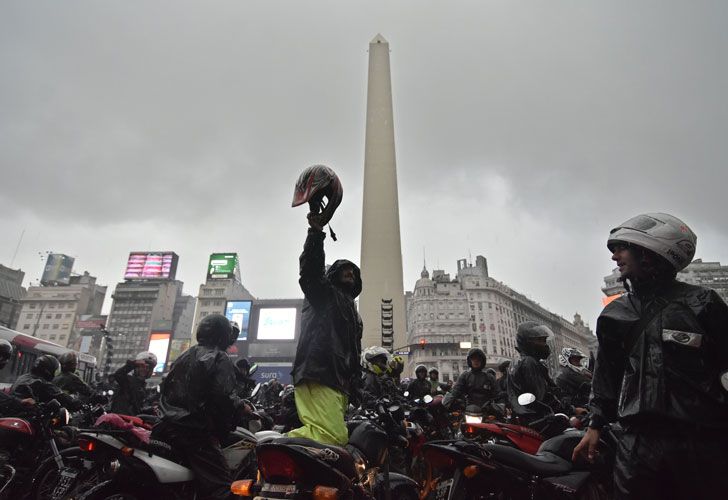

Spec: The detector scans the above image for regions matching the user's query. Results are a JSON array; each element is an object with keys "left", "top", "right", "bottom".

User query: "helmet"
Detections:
[
  {"left": 0, "top": 339, "right": 13, "bottom": 361},
  {"left": 516, "top": 322, "right": 553, "bottom": 359},
  {"left": 428, "top": 367, "right": 439, "bottom": 376},
  {"left": 58, "top": 352, "right": 78, "bottom": 371},
  {"left": 32, "top": 355, "right": 60, "bottom": 381},
  {"left": 607, "top": 213, "right": 696, "bottom": 272},
  {"left": 497, "top": 360, "right": 511, "bottom": 374},
  {"left": 363, "top": 346, "right": 391, "bottom": 375},
  {"left": 466, "top": 348, "right": 486, "bottom": 369},
  {"left": 135, "top": 351, "right": 158, "bottom": 369},
  {"left": 235, "top": 358, "right": 251, "bottom": 374},
  {"left": 559, "top": 347, "right": 586, "bottom": 372},
  {"left": 291, "top": 165, "right": 343, "bottom": 226},
  {"left": 415, "top": 364, "right": 428, "bottom": 377},
  {"left": 197, "top": 314, "right": 234, "bottom": 349}
]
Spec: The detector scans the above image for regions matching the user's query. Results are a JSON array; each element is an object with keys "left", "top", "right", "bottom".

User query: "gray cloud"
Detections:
[{"left": 2, "top": 1, "right": 727, "bottom": 327}]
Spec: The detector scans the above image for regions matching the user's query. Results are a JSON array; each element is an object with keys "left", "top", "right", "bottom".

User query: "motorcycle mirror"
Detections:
[
  {"left": 251, "top": 383, "right": 261, "bottom": 398},
  {"left": 517, "top": 393, "right": 537, "bottom": 406},
  {"left": 721, "top": 370, "right": 728, "bottom": 392},
  {"left": 107, "top": 389, "right": 114, "bottom": 396},
  {"left": 388, "top": 405, "right": 400, "bottom": 413},
  {"left": 249, "top": 363, "right": 258, "bottom": 376},
  {"left": 279, "top": 390, "right": 285, "bottom": 397},
  {"left": 156, "top": 385, "right": 161, "bottom": 393},
  {"left": 423, "top": 395, "right": 433, "bottom": 404},
  {"left": 403, "top": 391, "right": 409, "bottom": 397}
]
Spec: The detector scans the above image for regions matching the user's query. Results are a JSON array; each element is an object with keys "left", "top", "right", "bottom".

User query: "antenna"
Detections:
[{"left": 10, "top": 229, "right": 25, "bottom": 267}]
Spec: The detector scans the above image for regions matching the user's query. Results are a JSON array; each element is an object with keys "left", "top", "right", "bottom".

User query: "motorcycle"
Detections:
[
  {"left": 0, "top": 400, "right": 75, "bottom": 500},
  {"left": 231, "top": 401, "right": 420, "bottom": 499},
  {"left": 421, "top": 394, "right": 617, "bottom": 500}
]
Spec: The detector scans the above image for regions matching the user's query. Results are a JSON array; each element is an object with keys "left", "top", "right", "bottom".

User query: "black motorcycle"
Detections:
[{"left": 232, "top": 402, "right": 419, "bottom": 499}]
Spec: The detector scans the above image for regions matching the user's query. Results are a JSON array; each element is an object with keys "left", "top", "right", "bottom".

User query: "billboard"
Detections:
[
  {"left": 148, "top": 332, "right": 172, "bottom": 373},
  {"left": 257, "top": 308, "right": 297, "bottom": 340},
  {"left": 225, "top": 301, "right": 252, "bottom": 340},
  {"left": 207, "top": 253, "right": 240, "bottom": 280},
  {"left": 167, "top": 339, "right": 191, "bottom": 366},
  {"left": 124, "top": 252, "right": 178, "bottom": 280},
  {"left": 41, "top": 254, "right": 75, "bottom": 286},
  {"left": 251, "top": 363, "right": 293, "bottom": 385}
]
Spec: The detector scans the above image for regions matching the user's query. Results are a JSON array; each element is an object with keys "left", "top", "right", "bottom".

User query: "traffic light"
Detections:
[{"left": 419, "top": 338, "right": 426, "bottom": 350}]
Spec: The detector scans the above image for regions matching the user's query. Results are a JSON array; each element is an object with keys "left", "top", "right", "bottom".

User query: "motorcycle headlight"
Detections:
[
  {"left": 350, "top": 448, "right": 368, "bottom": 481},
  {"left": 464, "top": 414, "right": 483, "bottom": 424}
]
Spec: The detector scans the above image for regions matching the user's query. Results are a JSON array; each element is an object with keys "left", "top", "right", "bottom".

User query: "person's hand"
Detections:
[
  {"left": 307, "top": 212, "right": 324, "bottom": 231},
  {"left": 20, "top": 398, "right": 36, "bottom": 406},
  {"left": 572, "top": 427, "right": 601, "bottom": 463}
]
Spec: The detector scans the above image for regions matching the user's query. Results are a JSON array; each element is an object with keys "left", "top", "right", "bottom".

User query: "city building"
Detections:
[
  {"left": 359, "top": 34, "right": 407, "bottom": 351},
  {"left": 0, "top": 264, "right": 26, "bottom": 329},
  {"left": 406, "top": 256, "right": 595, "bottom": 381},
  {"left": 15, "top": 271, "right": 107, "bottom": 348}
]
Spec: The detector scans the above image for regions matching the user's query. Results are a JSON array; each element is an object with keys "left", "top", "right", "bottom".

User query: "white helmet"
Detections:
[
  {"left": 135, "top": 351, "right": 158, "bottom": 368},
  {"left": 607, "top": 213, "right": 696, "bottom": 272},
  {"left": 559, "top": 347, "right": 586, "bottom": 373},
  {"left": 362, "top": 346, "right": 391, "bottom": 375}
]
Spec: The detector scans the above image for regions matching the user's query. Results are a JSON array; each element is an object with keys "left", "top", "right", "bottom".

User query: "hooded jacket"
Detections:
[
  {"left": 507, "top": 354, "right": 560, "bottom": 421},
  {"left": 443, "top": 348, "right": 497, "bottom": 408},
  {"left": 110, "top": 361, "right": 149, "bottom": 416},
  {"left": 589, "top": 279, "right": 728, "bottom": 430},
  {"left": 11, "top": 372, "right": 82, "bottom": 411},
  {"left": 157, "top": 323, "right": 243, "bottom": 439},
  {"left": 292, "top": 229, "right": 363, "bottom": 396},
  {"left": 555, "top": 366, "right": 591, "bottom": 407}
]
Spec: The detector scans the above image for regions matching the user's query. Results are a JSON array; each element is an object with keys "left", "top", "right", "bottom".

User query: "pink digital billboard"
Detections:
[{"left": 124, "top": 252, "right": 178, "bottom": 280}]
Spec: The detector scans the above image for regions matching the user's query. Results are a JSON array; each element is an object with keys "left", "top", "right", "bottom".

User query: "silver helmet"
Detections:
[
  {"left": 559, "top": 347, "right": 586, "bottom": 373},
  {"left": 607, "top": 213, "right": 696, "bottom": 272}
]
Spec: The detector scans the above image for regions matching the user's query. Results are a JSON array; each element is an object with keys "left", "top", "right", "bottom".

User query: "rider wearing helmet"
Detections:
[
  {"left": 443, "top": 348, "right": 497, "bottom": 408},
  {"left": 0, "top": 340, "right": 36, "bottom": 416},
  {"left": 154, "top": 313, "right": 247, "bottom": 500},
  {"left": 361, "top": 346, "right": 391, "bottom": 401},
  {"left": 555, "top": 348, "right": 591, "bottom": 408},
  {"left": 54, "top": 351, "right": 93, "bottom": 399},
  {"left": 11, "top": 354, "right": 82, "bottom": 410},
  {"left": 289, "top": 178, "right": 364, "bottom": 446},
  {"left": 428, "top": 367, "right": 442, "bottom": 395},
  {"left": 406, "top": 364, "right": 433, "bottom": 401},
  {"left": 110, "top": 350, "right": 157, "bottom": 415},
  {"left": 573, "top": 213, "right": 728, "bottom": 499},
  {"left": 507, "top": 322, "right": 561, "bottom": 422}
]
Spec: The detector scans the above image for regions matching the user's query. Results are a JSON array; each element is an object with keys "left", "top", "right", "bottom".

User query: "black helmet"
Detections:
[
  {"left": 415, "top": 364, "right": 428, "bottom": 377},
  {"left": 58, "top": 352, "right": 78, "bottom": 372},
  {"left": 497, "top": 360, "right": 511, "bottom": 374},
  {"left": 292, "top": 165, "right": 343, "bottom": 227},
  {"left": 466, "top": 348, "right": 486, "bottom": 369},
  {"left": 516, "top": 321, "right": 553, "bottom": 359},
  {"left": 0, "top": 339, "right": 13, "bottom": 368},
  {"left": 197, "top": 314, "right": 234, "bottom": 349},
  {"left": 32, "top": 355, "right": 60, "bottom": 381}
]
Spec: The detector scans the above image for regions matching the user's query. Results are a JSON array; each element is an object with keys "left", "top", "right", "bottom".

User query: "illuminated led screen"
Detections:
[
  {"left": 124, "top": 252, "right": 178, "bottom": 280},
  {"left": 256, "top": 308, "right": 297, "bottom": 340},
  {"left": 225, "top": 301, "right": 252, "bottom": 341},
  {"left": 148, "top": 332, "right": 171, "bottom": 373}
]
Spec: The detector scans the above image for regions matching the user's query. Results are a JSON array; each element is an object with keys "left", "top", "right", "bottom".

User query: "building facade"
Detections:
[
  {"left": 0, "top": 264, "right": 26, "bottom": 329},
  {"left": 406, "top": 256, "right": 595, "bottom": 381},
  {"left": 15, "top": 272, "right": 106, "bottom": 348},
  {"left": 191, "top": 279, "right": 254, "bottom": 344}
]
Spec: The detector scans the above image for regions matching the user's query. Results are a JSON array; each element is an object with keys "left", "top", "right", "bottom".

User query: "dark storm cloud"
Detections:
[{"left": 2, "top": 1, "right": 727, "bottom": 326}]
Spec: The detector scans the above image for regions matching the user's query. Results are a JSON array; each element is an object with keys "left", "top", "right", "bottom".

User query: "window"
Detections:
[
  {"left": 43, "top": 324, "right": 50, "bottom": 329},
  {"left": 214, "top": 289, "right": 224, "bottom": 296},
  {"left": 46, "top": 314, "right": 52, "bottom": 319},
  {"left": 55, "top": 314, "right": 62, "bottom": 319},
  {"left": 52, "top": 324, "right": 59, "bottom": 330},
  {"left": 48, "top": 304, "right": 55, "bottom": 309},
  {"left": 49, "top": 335, "right": 57, "bottom": 341},
  {"left": 65, "top": 314, "right": 72, "bottom": 318},
  {"left": 23, "top": 324, "right": 30, "bottom": 329},
  {"left": 29, "top": 304, "right": 36, "bottom": 309}
]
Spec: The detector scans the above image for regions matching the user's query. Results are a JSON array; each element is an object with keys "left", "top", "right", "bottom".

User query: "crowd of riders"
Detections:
[{"left": 1, "top": 204, "right": 727, "bottom": 499}]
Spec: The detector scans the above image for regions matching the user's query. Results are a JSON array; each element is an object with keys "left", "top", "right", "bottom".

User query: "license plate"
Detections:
[
  {"left": 254, "top": 483, "right": 298, "bottom": 498},
  {"left": 434, "top": 478, "right": 453, "bottom": 500},
  {"left": 51, "top": 468, "right": 79, "bottom": 499}
]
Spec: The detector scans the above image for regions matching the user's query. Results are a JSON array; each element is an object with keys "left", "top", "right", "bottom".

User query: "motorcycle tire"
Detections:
[{"left": 30, "top": 447, "right": 103, "bottom": 500}]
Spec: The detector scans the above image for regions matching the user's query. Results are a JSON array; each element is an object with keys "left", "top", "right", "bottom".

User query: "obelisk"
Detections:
[{"left": 359, "top": 34, "right": 407, "bottom": 351}]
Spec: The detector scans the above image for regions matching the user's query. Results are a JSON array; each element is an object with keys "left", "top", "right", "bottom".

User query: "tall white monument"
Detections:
[{"left": 359, "top": 34, "right": 407, "bottom": 351}]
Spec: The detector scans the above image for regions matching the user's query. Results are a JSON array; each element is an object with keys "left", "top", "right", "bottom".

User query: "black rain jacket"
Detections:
[
  {"left": 555, "top": 366, "right": 591, "bottom": 408},
  {"left": 443, "top": 369, "right": 497, "bottom": 408},
  {"left": 406, "top": 377, "right": 432, "bottom": 401},
  {"left": 110, "top": 361, "right": 148, "bottom": 416},
  {"left": 54, "top": 371, "right": 94, "bottom": 398},
  {"left": 157, "top": 344, "right": 243, "bottom": 440},
  {"left": 507, "top": 355, "right": 561, "bottom": 420},
  {"left": 589, "top": 279, "right": 728, "bottom": 430},
  {"left": 292, "top": 229, "right": 363, "bottom": 396},
  {"left": 11, "top": 372, "right": 82, "bottom": 411}
]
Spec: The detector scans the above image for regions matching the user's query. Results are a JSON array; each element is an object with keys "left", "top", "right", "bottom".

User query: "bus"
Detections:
[{"left": 0, "top": 325, "right": 97, "bottom": 390}]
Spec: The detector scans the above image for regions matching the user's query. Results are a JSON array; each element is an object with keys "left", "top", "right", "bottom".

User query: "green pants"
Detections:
[{"left": 286, "top": 380, "right": 349, "bottom": 446}]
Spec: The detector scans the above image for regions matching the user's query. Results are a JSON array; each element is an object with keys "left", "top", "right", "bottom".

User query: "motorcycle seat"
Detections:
[
  {"left": 270, "top": 437, "right": 356, "bottom": 478},
  {"left": 483, "top": 444, "right": 572, "bottom": 476}
]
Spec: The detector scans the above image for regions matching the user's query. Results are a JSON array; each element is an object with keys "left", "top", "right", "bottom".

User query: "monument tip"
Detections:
[{"left": 370, "top": 33, "right": 388, "bottom": 45}]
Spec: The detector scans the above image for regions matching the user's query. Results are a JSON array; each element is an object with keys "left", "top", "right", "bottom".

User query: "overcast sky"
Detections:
[{"left": 2, "top": 1, "right": 727, "bottom": 329}]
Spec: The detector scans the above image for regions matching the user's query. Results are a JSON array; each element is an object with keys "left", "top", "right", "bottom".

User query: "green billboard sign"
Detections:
[{"left": 207, "top": 253, "right": 239, "bottom": 280}]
